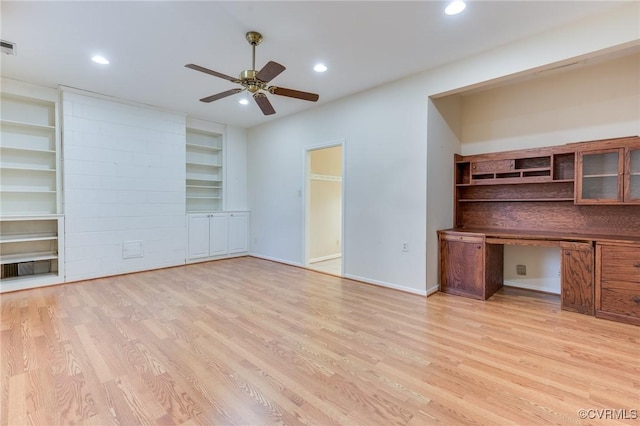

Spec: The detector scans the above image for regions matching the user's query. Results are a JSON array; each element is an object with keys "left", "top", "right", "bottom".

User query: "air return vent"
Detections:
[{"left": 1, "top": 40, "right": 16, "bottom": 55}]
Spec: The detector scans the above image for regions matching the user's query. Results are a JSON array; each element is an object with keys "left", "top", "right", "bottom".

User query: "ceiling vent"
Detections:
[{"left": 1, "top": 40, "right": 16, "bottom": 55}]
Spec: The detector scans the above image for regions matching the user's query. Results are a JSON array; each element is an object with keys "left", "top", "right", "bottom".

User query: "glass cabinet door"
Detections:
[
  {"left": 625, "top": 148, "right": 640, "bottom": 203},
  {"left": 576, "top": 149, "right": 623, "bottom": 203}
]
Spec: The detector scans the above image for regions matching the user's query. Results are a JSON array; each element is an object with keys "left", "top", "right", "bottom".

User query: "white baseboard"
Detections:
[
  {"left": 309, "top": 253, "right": 341, "bottom": 264},
  {"left": 248, "top": 253, "right": 304, "bottom": 268},
  {"left": 186, "top": 252, "right": 247, "bottom": 264},
  {"left": 503, "top": 279, "right": 560, "bottom": 295},
  {"left": 426, "top": 284, "right": 440, "bottom": 296},
  {"left": 344, "top": 273, "right": 427, "bottom": 296}
]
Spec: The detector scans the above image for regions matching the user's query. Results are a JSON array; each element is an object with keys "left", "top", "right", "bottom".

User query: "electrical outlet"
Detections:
[
  {"left": 402, "top": 241, "right": 408, "bottom": 252},
  {"left": 516, "top": 264, "right": 526, "bottom": 275}
]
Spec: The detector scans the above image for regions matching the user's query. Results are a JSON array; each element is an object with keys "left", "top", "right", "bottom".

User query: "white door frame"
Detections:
[{"left": 302, "top": 139, "right": 345, "bottom": 276}]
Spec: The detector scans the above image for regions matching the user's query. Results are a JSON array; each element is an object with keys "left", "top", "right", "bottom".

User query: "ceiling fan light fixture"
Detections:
[
  {"left": 91, "top": 55, "right": 110, "bottom": 65},
  {"left": 445, "top": 0, "right": 466, "bottom": 15},
  {"left": 314, "top": 63, "right": 328, "bottom": 73},
  {"left": 239, "top": 97, "right": 249, "bottom": 105},
  {"left": 185, "top": 31, "right": 319, "bottom": 115}
]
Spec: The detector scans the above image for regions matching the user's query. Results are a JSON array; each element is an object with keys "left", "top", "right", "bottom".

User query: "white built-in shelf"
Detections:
[
  {"left": 186, "top": 124, "right": 223, "bottom": 213},
  {"left": 0, "top": 251, "right": 58, "bottom": 265},
  {"left": 0, "top": 233, "right": 57, "bottom": 243},
  {"left": 0, "top": 165, "right": 56, "bottom": 172},
  {"left": 1, "top": 88, "right": 63, "bottom": 290},
  {"left": 187, "top": 178, "right": 221, "bottom": 183},
  {"left": 186, "top": 143, "right": 222, "bottom": 152},
  {"left": 186, "top": 161, "right": 222, "bottom": 168},
  {"left": 1, "top": 119, "right": 55, "bottom": 131},
  {"left": 0, "top": 272, "right": 58, "bottom": 283},
  {"left": 186, "top": 184, "right": 222, "bottom": 189},
  {"left": 186, "top": 196, "right": 222, "bottom": 200},
  {"left": 1, "top": 190, "right": 56, "bottom": 193},
  {"left": 0, "top": 146, "right": 56, "bottom": 154}
]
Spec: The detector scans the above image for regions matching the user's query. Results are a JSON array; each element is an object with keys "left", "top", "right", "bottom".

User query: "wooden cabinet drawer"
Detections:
[
  {"left": 599, "top": 280, "right": 640, "bottom": 319},
  {"left": 440, "top": 233, "right": 483, "bottom": 244},
  {"left": 600, "top": 245, "right": 640, "bottom": 282},
  {"left": 471, "top": 159, "right": 514, "bottom": 174}
]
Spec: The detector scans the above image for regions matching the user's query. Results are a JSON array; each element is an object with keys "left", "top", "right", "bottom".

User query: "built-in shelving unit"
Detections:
[
  {"left": 0, "top": 216, "right": 64, "bottom": 291},
  {"left": 1, "top": 79, "right": 64, "bottom": 291},
  {"left": 1, "top": 93, "right": 60, "bottom": 216},
  {"left": 455, "top": 150, "right": 576, "bottom": 206},
  {"left": 186, "top": 120, "right": 224, "bottom": 213}
]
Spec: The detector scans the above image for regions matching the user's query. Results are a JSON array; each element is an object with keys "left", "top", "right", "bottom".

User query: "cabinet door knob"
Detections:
[
  {"left": 633, "top": 296, "right": 640, "bottom": 304},
  {"left": 633, "top": 262, "right": 640, "bottom": 268},
  {"left": 565, "top": 251, "right": 571, "bottom": 256}
]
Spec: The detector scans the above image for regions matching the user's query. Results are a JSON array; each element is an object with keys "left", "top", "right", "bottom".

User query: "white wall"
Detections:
[
  {"left": 460, "top": 52, "right": 640, "bottom": 155},
  {"left": 247, "top": 2, "right": 639, "bottom": 295},
  {"left": 248, "top": 82, "right": 428, "bottom": 294},
  {"left": 62, "top": 89, "right": 187, "bottom": 281},
  {"left": 427, "top": 97, "right": 462, "bottom": 294}
]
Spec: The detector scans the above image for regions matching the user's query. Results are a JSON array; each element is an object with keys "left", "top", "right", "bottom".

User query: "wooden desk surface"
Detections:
[{"left": 439, "top": 227, "right": 640, "bottom": 245}]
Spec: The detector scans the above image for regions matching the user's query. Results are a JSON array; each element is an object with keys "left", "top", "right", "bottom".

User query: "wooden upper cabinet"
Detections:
[
  {"left": 624, "top": 147, "right": 640, "bottom": 204},
  {"left": 576, "top": 139, "right": 640, "bottom": 205},
  {"left": 575, "top": 148, "right": 624, "bottom": 204}
]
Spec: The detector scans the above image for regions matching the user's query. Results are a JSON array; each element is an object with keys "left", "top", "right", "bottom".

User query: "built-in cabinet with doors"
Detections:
[
  {"left": 576, "top": 138, "right": 640, "bottom": 204},
  {"left": 0, "top": 79, "right": 64, "bottom": 292},
  {"left": 439, "top": 136, "right": 640, "bottom": 326},
  {"left": 187, "top": 212, "right": 249, "bottom": 262},
  {"left": 185, "top": 117, "right": 248, "bottom": 262}
]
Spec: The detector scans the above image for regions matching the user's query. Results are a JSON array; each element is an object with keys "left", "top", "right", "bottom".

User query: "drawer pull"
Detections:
[
  {"left": 634, "top": 262, "right": 640, "bottom": 268},
  {"left": 634, "top": 296, "right": 640, "bottom": 304}
]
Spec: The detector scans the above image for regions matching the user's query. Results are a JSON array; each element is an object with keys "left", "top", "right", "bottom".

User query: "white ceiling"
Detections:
[{"left": 0, "top": 1, "right": 629, "bottom": 128}]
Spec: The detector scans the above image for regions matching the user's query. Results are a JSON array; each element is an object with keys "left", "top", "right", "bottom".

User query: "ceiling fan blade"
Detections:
[
  {"left": 200, "top": 88, "right": 243, "bottom": 103},
  {"left": 185, "top": 64, "right": 238, "bottom": 83},
  {"left": 253, "top": 93, "right": 276, "bottom": 115},
  {"left": 256, "top": 61, "right": 286, "bottom": 83},
  {"left": 269, "top": 86, "right": 319, "bottom": 102}
]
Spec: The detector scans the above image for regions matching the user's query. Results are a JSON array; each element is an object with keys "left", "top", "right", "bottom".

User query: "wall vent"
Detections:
[{"left": 1, "top": 40, "right": 16, "bottom": 55}]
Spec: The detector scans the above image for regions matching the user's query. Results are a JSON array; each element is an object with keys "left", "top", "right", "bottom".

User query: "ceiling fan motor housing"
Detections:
[{"left": 240, "top": 69, "right": 264, "bottom": 93}]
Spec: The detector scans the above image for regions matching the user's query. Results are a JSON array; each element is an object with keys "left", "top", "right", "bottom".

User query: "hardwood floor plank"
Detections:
[
  {"left": 7, "top": 373, "right": 26, "bottom": 426},
  {"left": 2, "top": 257, "right": 639, "bottom": 425}
]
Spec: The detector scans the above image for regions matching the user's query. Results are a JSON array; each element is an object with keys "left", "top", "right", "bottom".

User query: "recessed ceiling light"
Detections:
[
  {"left": 313, "top": 63, "right": 328, "bottom": 73},
  {"left": 445, "top": 0, "right": 466, "bottom": 15},
  {"left": 239, "top": 98, "right": 249, "bottom": 105},
  {"left": 91, "top": 55, "right": 110, "bottom": 65}
]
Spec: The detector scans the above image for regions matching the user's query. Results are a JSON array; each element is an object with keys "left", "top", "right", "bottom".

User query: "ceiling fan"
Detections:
[{"left": 185, "top": 31, "right": 319, "bottom": 116}]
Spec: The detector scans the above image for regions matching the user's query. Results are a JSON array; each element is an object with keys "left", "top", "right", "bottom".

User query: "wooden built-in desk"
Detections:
[
  {"left": 439, "top": 136, "right": 640, "bottom": 326},
  {"left": 438, "top": 228, "right": 640, "bottom": 325}
]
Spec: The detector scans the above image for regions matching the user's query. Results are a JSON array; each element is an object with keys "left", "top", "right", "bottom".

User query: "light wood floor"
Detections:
[
  {"left": 308, "top": 257, "right": 342, "bottom": 276},
  {"left": 1, "top": 257, "right": 638, "bottom": 425}
]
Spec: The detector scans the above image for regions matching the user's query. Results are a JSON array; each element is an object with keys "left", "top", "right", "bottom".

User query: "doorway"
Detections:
[{"left": 304, "top": 142, "right": 344, "bottom": 276}]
